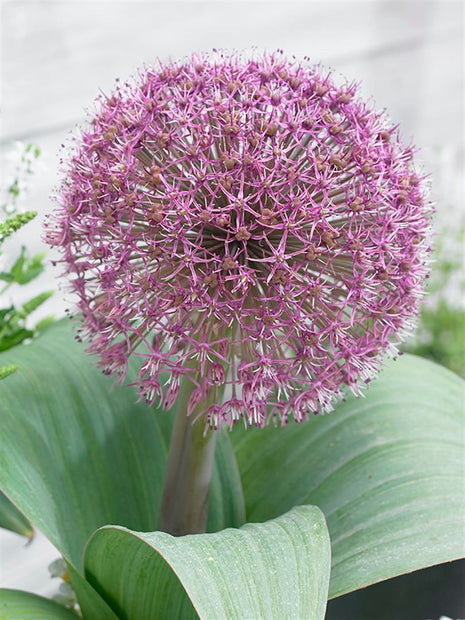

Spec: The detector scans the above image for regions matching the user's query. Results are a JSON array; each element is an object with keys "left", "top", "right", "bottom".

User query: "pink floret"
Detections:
[{"left": 45, "top": 51, "right": 432, "bottom": 428}]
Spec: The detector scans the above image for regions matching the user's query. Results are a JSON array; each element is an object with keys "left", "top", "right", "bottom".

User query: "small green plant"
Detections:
[
  {"left": 0, "top": 144, "right": 54, "bottom": 375},
  {"left": 0, "top": 216, "right": 54, "bottom": 354}
]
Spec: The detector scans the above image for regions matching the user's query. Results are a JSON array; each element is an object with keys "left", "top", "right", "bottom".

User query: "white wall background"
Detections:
[{"left": 1, "top": 0, "right": 464, "bottom": 604}]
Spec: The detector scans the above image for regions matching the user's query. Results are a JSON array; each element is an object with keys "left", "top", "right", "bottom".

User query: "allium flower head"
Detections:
[{"left": 45, "top": 51, "right": 432, "bottom": 428}]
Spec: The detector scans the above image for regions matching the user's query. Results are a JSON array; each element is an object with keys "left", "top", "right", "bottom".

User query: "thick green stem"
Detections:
[{"left": 158, "top": 379, "right": 217, "bottom": 536}]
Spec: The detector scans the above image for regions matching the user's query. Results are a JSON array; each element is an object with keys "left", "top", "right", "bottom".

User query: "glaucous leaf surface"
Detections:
[
  {"left": 0, "top": 589, "right": 78, "bottom": 619},
  {"left": 0, "top": 490, "right": 33, "bottom": 539},
  {"left": 231, "top": 354, "right": 465, "bottom": 598},
  {"left": 85, "top": 506, "right": 330, "bottom": 620},
  {"left": 0, "top": 321, "right": 244, "bottom": 614}
]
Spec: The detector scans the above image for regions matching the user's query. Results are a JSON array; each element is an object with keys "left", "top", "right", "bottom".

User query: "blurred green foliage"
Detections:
[
  {"left": 404, "top": 225, "right": 465, "bottom": 378},
  {"left": 0, "top": 143, "right": 54, "bottom": 376}
]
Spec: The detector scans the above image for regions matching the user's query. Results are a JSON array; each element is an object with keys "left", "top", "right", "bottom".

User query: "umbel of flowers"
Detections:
[{"left": 45, "top": 50, "right": 431, "bottom": 430}]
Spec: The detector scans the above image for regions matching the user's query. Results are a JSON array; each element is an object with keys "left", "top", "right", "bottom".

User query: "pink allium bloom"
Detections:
[{"left": 45, "top": 51, "right": 431, "bottom": 428}]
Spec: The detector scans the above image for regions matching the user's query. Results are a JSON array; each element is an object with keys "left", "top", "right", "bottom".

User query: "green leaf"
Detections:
[
  {"left": 0, "top": 328, "right": 34, "bottom": 352},
  {"left": 0, "top": 306, "right": 14, "bottom": 321},
  {"left": 15, "top": 252, "right": 46, "bottom": 285},
  {"left": 9, "top": 247, "right": 26, "bottom": 279},
  {"left": 22, "top": 291, "right": 54, "bottom": 316},
  {"left": 0, "top": 272, "right": 14, "bottom": 283},
  {"left": 207, "top": 430, "right": 245, "bottom": 532},
  {"left": 0, "top": 491, "right": 33, "bottom": 538},
  {"left": 8, "top": 247, "right": 46, "bottom": 286},
  {"left": 25, "top": 143, "right": 41, "bottom": 159},
  {"left": 34, "top": 314, "right": 56, "bottom": 331},
  {"left": 0, "top": 364, "right": 18, "bottom": 380},
  {"left": 85, "top": 505, "right": 330, "bottom": 620},
  {"left": 0, "top": 211, "right": 37, "bottom": 243},
  {"left": 66, "top": 566, "right": 118, "bottom": 620},
  {"left": 0, "top": 321, "right": 244, "bottom": 611},
  {"left": 231, "top": 355, "right": 465, "bottom": 599},
  {"left": 0, "top": 589, "right": 77, "bottom": 619}
]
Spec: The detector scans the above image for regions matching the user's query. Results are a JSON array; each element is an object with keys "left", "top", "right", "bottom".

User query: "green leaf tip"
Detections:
[
  {"left": 0, "top": 364, "right": 18, "bottom": 380},
  {"left": 84, "top": 505, "right": 331, "bottom": 620},
  {"left": 0, "top": 490, "right": 34, "bottom": 538},
  {"left": 0, "top": 589, "right": 78, "bottom": 618},
  {"left": 22, "top": 290, "right": 54, "bottom": 315}
]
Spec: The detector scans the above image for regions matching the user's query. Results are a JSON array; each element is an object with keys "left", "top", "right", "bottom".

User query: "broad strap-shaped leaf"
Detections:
[
  {"left": 0, "top": 321, "right": 244, "bottom": 613},
  {"left": 0, "top": 589, "right": 77, "bottom": 619},
  {"left": 85, "top": 505, "right": 330, "bottom": 620},
  {"left": 66, "top": 565, "right": 118, "bottom": 620},
  {"left": 231, "top": 354, "right": 465, "bottom": 598},
  {"left": 0, "top": 491, "right": 33, "bottom": 539},
  {"left": 207, "top": 431, "right": 245, "bottom": 533}
]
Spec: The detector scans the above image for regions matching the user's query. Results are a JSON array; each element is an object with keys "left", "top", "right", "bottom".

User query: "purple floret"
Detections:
[{"left": 45, "top": 50, "right": 432, "bottom": 428}]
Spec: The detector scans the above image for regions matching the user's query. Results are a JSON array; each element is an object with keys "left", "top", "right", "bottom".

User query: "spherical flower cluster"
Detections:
[{"left": 45, "top": 51, "right": 432, "bottom": 428}]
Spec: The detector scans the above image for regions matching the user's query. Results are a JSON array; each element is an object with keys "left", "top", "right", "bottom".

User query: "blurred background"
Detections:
[{"left": 1, "top": 1, "right": 464, "bottom": 618}]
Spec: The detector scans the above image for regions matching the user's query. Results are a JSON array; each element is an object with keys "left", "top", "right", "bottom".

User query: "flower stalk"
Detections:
[{"left": 158, "top": 377, "right": 218, "bottom": 536}]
